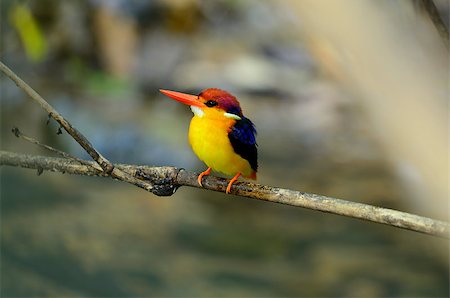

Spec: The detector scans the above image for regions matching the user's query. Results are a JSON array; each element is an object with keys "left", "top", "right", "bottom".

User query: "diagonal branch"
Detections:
[
  {"left": 12, "top": 127, "right": 100, "bottom": 169},
  {"left": 1, "top": 60, "right": 449, "bottom": 239},
  {"left": 419, "top": 0, "right": 449, "bottom": 49},
  {"left": 0, "top": 61, "right": 157, "bottom": 194},
  {"left": 0, "top": 62, "right": 110, "bottom": 170},
  {"left": 1, "top": 150, "right": 449, "bottom": 239}
]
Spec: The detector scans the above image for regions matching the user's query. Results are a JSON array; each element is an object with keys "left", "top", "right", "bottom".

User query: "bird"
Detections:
[{"left": 160, "top": 88, "right": 257, "bottom": 194}]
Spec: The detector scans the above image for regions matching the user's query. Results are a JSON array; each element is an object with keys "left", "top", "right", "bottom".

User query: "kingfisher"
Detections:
[{"left": 160, "top": 88, "right": 257, "bottom": 194}]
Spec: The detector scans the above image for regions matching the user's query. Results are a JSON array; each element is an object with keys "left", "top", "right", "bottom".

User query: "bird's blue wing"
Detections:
[{"left": 228, "top": 117, "right": 258, "bottom": 172}]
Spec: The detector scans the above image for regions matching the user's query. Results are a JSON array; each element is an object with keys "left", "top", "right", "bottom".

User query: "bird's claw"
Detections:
[
  {"left": 197, "top": 167, "right": 212, "bottom": 187},
  {"left": 226, "top": 172, "right": 241, "bottom": 194}
]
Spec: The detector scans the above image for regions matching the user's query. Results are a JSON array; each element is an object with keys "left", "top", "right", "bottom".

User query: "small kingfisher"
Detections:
[{"left": 160, "top": 88, "right": 257, "bottom": 194}]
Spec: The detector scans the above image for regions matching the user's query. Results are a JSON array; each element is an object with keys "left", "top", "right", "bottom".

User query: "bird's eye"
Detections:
[{"left": 205, "top": 100, "right": 218, "bottom": 107}]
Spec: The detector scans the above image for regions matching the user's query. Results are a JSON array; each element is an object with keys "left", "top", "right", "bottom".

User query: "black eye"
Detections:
[{"left": 205, "top": 100, "right": 218, "bottom": 107}]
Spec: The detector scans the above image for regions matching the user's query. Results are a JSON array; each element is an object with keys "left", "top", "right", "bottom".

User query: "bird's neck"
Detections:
[{"left": 191, "top": 108, "right": 237, "bottom": 127}]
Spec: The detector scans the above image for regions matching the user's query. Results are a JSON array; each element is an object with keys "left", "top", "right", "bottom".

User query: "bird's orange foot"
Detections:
[
  {"left": 197, "top": 167, "right": 212, "bottom": 187},
  {"left": 226, "top": 172, "right": 241, "bottom": 194}
]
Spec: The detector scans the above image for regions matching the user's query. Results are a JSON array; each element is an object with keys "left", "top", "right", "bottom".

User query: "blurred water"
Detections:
[{"left": 1, "top": 0, "right": 448, "bottom": 297}]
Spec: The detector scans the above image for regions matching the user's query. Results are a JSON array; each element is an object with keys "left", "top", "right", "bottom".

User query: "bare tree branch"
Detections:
[
  {"left": 0, "top": 61, "right": 156, "bottom": 193},
  {"left": 1, "top": 60, "right": 449, "bottom": 239},
  {"left": 417, "top": 0, "right": 449, "bottom": 49},
  {"left": 11, "top": 127, "right": 100, "bottom": 169},
  {"left": 1, "top": 150, "right": 449, "bottom": 239}
]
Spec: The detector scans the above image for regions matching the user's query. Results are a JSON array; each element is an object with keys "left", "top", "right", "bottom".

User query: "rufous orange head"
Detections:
[{"left": 160, "top": 88, "right": 243, "bottom": 120}]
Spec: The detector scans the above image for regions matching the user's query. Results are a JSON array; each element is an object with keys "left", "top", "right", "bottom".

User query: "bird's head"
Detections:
[{"left": 160, "top": 88, "right": 243, "bottom": 121}]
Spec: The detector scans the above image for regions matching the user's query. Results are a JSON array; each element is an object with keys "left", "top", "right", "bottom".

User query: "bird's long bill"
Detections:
[{"left": 159, "top": 89, "right": 205, "bottom": 108}]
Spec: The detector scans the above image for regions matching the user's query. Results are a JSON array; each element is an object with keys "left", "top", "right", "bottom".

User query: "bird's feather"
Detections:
[{"left": 228, "top": 117, "right": 258, "bottom": 172}]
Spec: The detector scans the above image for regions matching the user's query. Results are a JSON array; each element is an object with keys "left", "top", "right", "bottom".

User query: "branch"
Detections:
[
  {"left": 1, "top": 150, "right": 449, "bottom": 239},
  {"left": 0, "top": 61, "right": 156, "bottom": 193},
  {"left": 419, "top": 0, "right": 449, "bottom": 49},
  {"left": 11, "top": 127, "right": 99, "bottom": 169},
  {"left": 1, "top": 60, "right": 449, "bottom": 239}
]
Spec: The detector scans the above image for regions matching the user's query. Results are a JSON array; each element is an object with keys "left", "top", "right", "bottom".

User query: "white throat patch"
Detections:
[
  {"left": 224, "top": 112, "right": 242, "bottom": 120},
  {"left": 190, "top": 106, "right": 204, "bottom": 117}
]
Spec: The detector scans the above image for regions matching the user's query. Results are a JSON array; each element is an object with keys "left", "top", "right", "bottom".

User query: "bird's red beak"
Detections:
[{"left": 160, "top": 89, "right": 205, "bottom": 108}]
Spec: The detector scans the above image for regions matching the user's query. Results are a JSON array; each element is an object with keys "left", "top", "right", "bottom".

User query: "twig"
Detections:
[
  {"left": 11, "top": 127, "right": 101, "bottom": 170},
  {"left": 418, "top": 0, "right": 449, "bottom": 49},
  {"left": 2, "top": 60, "right": 450, "bottom": 239},
  {"left": 0, "top": 61, "right": 157, "bottom": 193},
  {"left": 1, "top": 150, "right": 449, "bottom": 239},
  {"left": 0, "top": 62, "right": 111, "bottom": 170}
]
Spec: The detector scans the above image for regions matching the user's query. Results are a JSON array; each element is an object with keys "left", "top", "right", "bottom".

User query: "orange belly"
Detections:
[{"left": 188, "top": 115, "right": 255, "bottom": 178}]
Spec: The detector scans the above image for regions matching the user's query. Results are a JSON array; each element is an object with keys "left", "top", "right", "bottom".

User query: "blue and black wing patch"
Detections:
[{"left": 228, "top": 117, "right": 258, "bottom": 172}]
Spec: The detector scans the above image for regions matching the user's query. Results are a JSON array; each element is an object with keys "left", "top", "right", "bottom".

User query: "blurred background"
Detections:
[{"left": 1, "top": 0, "right": 448, "bottom": 297}]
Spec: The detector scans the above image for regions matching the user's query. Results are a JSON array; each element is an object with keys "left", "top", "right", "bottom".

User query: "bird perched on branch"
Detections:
[{"left": 160, "top": 88, "right": 257, "bottom": 194}]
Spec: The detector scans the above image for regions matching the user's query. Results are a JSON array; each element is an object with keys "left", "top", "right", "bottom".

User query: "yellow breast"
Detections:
[{"left": 188, "top": 110, "right": 254, "bottom": 178}]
